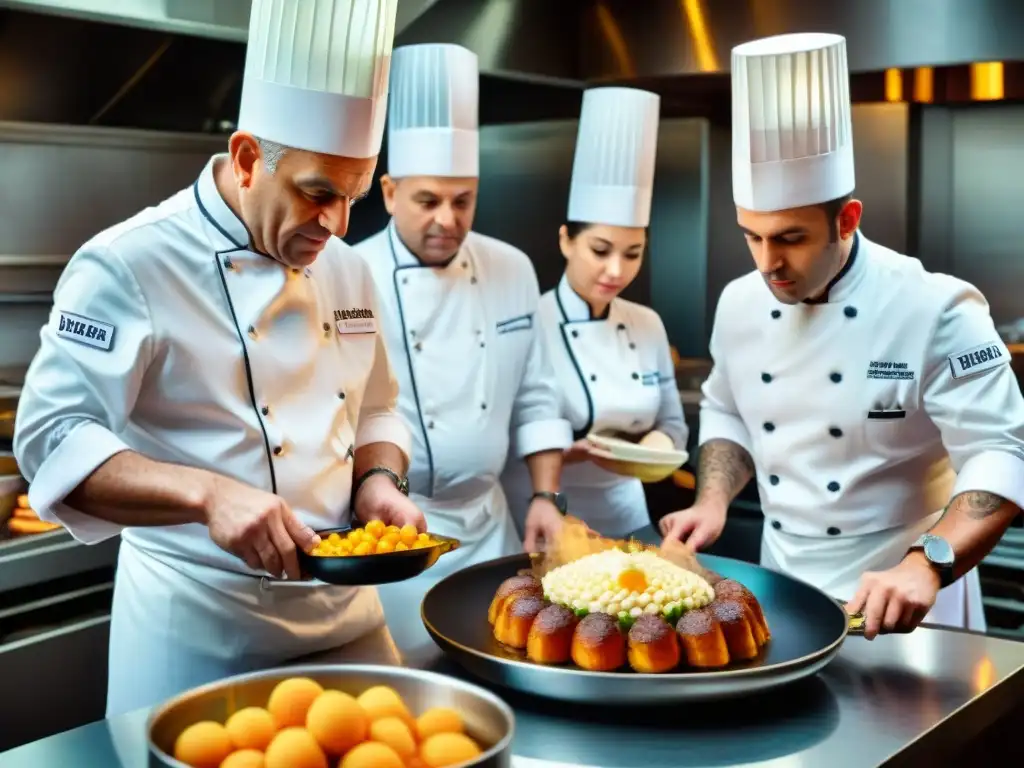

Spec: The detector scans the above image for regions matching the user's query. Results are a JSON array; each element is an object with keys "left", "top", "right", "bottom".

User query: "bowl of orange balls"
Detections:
[
  {"left": 147, "top": 663, "right": 514, "bottom": 768},
  {"left": 298, "top": 520, "right": 461, "bottom": 586}
]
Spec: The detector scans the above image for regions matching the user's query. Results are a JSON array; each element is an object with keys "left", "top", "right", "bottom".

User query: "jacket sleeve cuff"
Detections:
[
  {"left": 27, "top": 421, "right": 129, "bottom": 544},
  {"left": 516, "top": 418, "right": 573, "bottom": 458},
  {"left": 355, "top": 413, "right": 412, "bottom": 460},
  {"left": 698, "top": 408, "right": 754, "bottom": 454},
  {"left": 952, "top": 449, "right": 1024, "bottom": 511}
]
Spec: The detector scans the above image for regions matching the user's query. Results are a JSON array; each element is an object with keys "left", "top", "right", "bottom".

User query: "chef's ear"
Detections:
[
  {"left": 379, "top": 175, "right": 397, "bottom": 215},
  {"left": 228, "top": 132, "right": 261, "bottom": 189},
  {"left": 837, "top": 198, "right": 864, "bottom": 241},
  {"left": 558, "top": 224, "right": 574, "bottom": 260}
]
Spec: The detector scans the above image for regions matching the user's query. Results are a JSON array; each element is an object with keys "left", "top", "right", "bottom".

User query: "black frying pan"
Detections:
[
  {"left": 422, "top": 552, "right": 849, "bottom": 704},
  {"left": 298, "top": 526, "right": 460, "bottom": 586}
]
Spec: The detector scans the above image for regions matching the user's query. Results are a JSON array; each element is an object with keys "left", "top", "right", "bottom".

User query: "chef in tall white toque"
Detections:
[
  {"left": 14, "top": 0, "right": 423, "bottom": 716},
  {"left": 352, "top": 43, "right": 572, "bottom": 657},
  {"left": 501, "top": 87, "right": 687, "bottom": 540},
  {"left": 661, "top": 32, "right": 1024, "bottom": 639}
]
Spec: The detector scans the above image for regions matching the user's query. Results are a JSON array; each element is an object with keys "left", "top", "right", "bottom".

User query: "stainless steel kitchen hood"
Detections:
[{"left": 0, "top": 0, "right": 443, "bottom": 41}]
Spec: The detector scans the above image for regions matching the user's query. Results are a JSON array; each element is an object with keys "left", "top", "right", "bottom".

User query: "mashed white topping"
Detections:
[{"left": 541, "top": 549, "right": 715, "bottom": 620}]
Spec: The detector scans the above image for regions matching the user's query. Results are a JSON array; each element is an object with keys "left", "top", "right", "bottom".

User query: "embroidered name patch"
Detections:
[
  {"left": 55, "top": 311, "right": 114, "bottom": 351},
  {"left": 948, "top": 341, "right": 1006, "bottom": 379},
  {"left": 867, "top": 360, "right": 915, "bottom": 380},
  {"left": 496, "top": 314, "right": 533, "bottom": 334},
  {"left": 334, "top": 308, "right": 376, "bottom": 335}
]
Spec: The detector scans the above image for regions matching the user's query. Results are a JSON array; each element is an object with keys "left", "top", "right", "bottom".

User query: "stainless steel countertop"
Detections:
[{"left": 1, "top": 626, "right": 1022, "bottom": 767}]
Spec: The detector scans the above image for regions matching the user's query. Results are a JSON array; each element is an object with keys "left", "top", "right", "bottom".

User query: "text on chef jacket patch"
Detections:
[
  {"left": 55, "top": 311, "right": 114, "bottom": 351},
  {"left": 948, "top": 341, "right": 1006, "bottom": 379},
  {"left": 335, "top": 307, "right": 376, "bottom": 335},
  {"left": 867, "top": 360, "right": 915, "bottom": 380}
]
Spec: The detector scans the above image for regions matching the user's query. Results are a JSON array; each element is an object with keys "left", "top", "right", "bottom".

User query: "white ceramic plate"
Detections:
[
  {"left": 585, "top": 432, "right": 688, "bottom": 464},
  {"left": 585, "top": 446, "right": 687, "bottom": 483}
]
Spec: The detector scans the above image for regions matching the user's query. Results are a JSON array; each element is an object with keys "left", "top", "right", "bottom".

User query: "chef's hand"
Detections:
[
  {"left": 523, "top": 498, "right": 565, "bottom": 553},
  {"left": 563, "top": 439, "right": 595, "bottom": 464},
  {"left": 658, "top": 502, "right": 727, "bottom": 551},
  {"left": 354, "top": 474, "right": 427, "bottom": 533},
  {"left": 203, "top": 474, "right": 320, "bottom": 580},
  {"left": 845, "top": 554, "right": 940, "bottom": 640}
]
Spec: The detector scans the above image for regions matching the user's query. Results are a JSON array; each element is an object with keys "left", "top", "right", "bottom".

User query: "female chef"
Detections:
[{"left": 503, "top": 87, "right": 688, "bottom": 539}]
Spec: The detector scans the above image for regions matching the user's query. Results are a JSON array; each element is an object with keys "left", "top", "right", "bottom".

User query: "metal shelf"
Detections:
[{"left": 0, "top": 255, "right": 69, "bottom": 268}]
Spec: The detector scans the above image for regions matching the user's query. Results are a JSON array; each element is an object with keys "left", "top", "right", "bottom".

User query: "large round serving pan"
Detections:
[
  {"left": 422, "top": 553, "right": 849, "bottom": 704},
  {"left": 147, "top": 664, "right": 514, "bottom": 767}
]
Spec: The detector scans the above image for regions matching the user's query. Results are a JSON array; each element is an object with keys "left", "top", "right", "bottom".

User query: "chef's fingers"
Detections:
[
  {"left": 523, "top": 522, "right": 539, "bottom": 554},
  {"left": 238, "top": 546, "right": 264, "bottom": 572},
  {"left": 862, "top": 587, "right": 891, "bottom": 640},
  {"left": 252, "top": 528, "right": 283, "bottom": 578},
  {"left": 280, "top": 504, "right": 321, "bottom": 552},
  {"left": 267, "top": 512, "right": 300, "bottom": 581},
  {"left": 687, "top": 522, "right": 718, "bottom": 551},
  {"left": 897, "top": 602, "right": 921, "bottom": 633},
  {"left": 882, "top": 595, "right": 905, "bottom": 633},
  {"left": 845, "top": 584, "right": 869, "bottom": 616},
  {"left": 663, "top": 514, "right": 698, "bottom": 543}
]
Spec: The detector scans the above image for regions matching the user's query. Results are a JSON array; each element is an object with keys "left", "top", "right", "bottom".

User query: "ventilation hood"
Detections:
[{"left": 1, "top": 0, "right": 1022, "bottom": 132}]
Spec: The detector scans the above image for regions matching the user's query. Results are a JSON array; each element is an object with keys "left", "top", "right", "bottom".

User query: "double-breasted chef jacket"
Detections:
[
  {"left": 502, "top": 274, "right": 688, "bottom": 538},
  {"left": 700, "top": 232, "right": 1024, "bottom": 629},
  {"left": 353, "top": 222, "right": 571, "bottom": 658},
  {"left": 14, "top": 156, "right": 412, "bottom": 716}
]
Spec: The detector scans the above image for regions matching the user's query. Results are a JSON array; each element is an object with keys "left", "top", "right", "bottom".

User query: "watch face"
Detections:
[{"left": 923, "top": 535, "right": 955, "bottom": 567}]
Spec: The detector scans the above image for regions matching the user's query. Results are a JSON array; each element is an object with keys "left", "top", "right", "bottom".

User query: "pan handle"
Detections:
[
  {"left": 835, "top": 599, "right": 866, "bottom": 635},
  {"left": 436, "top": 538, "right": 460, "bottom": 555}
]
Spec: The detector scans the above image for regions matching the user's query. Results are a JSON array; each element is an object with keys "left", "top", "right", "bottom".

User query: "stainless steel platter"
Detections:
[
  {"left": 147, "top": 664, "right": 515, "bottom": 767},
  {"left": 422, "top": 552, "right": 849, "bottom": 704}
]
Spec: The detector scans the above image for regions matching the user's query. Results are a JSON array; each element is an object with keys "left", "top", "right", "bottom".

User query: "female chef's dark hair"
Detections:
[{"left": 562, "top": 221, "right": 649, "bottom": 240}]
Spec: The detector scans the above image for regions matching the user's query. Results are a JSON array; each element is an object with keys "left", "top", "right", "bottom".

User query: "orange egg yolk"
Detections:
[{"left": 617, "top": 567, "right": 648, "bottom": 593}]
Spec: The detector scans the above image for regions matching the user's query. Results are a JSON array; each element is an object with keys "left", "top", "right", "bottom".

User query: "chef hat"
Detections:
[
  {"left": 567, "top": 87, "right": 661, "bottom": 228},
  {"left": 387, "top": 44, "right": 479, "bottom": 178},
  {"left": 237, "top": 0, "right": 397, "bottom": 159},
  {"left": 731, "top": 32, "right": 855, "bottom": 212}
]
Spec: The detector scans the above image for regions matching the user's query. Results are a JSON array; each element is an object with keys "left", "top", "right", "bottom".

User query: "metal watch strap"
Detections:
[{"left": 353, "top": 466, "right": 409, "bottom": 501}]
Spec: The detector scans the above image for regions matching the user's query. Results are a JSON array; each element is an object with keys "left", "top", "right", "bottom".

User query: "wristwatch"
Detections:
[
  {"left": 353, "top": 466, "right": 409, "bottom": 501},
  {"left": 530, "top": 491, "right": 568, "bottom": 516},
  {"left": 907, "top": 533, "right": 955, "bottom": 588}
]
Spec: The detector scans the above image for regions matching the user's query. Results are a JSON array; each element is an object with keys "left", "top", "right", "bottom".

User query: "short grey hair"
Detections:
[{"left": 255, "top": 137, "right": 289, "bottom": 174}]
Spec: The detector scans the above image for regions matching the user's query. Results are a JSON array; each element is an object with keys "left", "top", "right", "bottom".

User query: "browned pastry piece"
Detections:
[
  {"left": 710, "top": 599, "right": 760, "bottom": 661},
  {"left": 627, "top": 615, "right": 681, "bottom": 673},
  {"left": 494, "top": 594, "right": 547, "bottom": 649},
  {"left": 488, "top": 575, "right": 543, "bottom": 625},
  {"left": 703, "top": 569, "right": 725, "bottom": 586},
  {"left": 713, "top": 579, "right": 771, "bottom": 643},
  {"left": 571, "top": 613, "right": 626, "bottom": 671},
  {"left": 675, "top": 608, "right": 730, "bottom": 668},
  {"left": 526, "top": 604, "right": 578, "bottom": 664}
]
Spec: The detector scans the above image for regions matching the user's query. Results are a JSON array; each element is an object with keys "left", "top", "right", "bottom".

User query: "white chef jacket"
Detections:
[
  {"left": 501, "top": 276, "right": 688, "bottom": 540},
  {"left": 13, "top": 155, "right": 412, "bottom": 715},
  {"left": 352, "top": 222, "right": 572, "bottom": 658},
  {"left": 700, "top": 232, "right": 1024, "bottom": 630},
  {"left": 502, "top": 275, "right": 688, "bottom": 537}
]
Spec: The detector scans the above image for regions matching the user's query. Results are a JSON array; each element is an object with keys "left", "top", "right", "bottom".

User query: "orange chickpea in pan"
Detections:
[{"left": 309, "top": 521, "right": 443, "bottom": 557}]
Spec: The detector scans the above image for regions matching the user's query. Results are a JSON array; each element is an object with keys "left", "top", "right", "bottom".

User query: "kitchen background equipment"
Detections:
[{"left": 422, "top": 552, "right": 849, "bottom": 704}]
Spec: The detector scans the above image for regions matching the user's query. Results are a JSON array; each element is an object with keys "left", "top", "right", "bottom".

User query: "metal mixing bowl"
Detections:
[{"left": 147, "top": 663, "right": 515, "bottom": 767}]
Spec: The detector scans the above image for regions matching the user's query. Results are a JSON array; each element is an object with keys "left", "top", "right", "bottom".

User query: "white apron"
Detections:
[
  {"left": 697, "top": 234, "right": 1024, "bottom": 633},
  {"left": 14, "top": 157, "right": 412, "bottom": 716},
  {"left": 354, "top": 224, "right": 571, "bottom": 658},
  {"left": 106, "top": 540, "right": 387, "bottom": 716},
  {"left": 503, "top": 276, "right": 688, "bottom": 538}
]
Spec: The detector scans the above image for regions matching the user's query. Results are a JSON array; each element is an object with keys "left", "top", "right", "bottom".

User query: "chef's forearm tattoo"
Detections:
[
  {"left": 954, "top": 491, "right": 1008, "bottom": 520},
  {"left": 695, "top": 439, "right": 755, "bottom": 504}
]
